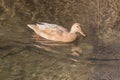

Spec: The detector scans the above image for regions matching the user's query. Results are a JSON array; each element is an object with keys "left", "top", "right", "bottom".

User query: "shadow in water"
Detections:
[{"left": 87, "top": 58, "right": 120, "bottom": 62}]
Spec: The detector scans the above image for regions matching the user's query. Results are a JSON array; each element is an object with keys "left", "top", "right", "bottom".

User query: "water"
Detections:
[
  {"left": 0, "top": 0, "right": 120, "bottom": 80},
  {"left": 0, "top": 11, "right": 120, "bottom": 80}
]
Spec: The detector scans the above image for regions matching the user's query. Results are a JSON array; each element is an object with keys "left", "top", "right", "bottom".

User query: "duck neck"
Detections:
[
  {"left": 62, "top": 32, "right": 77, "bottom": 42},
  {"left": 70, "top": 25, "right": 76, "bottom": 33},
  {"left": 70, "top": 30, "right": 76, "bottom": 33}
]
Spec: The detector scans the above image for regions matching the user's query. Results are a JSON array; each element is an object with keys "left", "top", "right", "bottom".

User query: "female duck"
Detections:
[{"left": 27, "top": 22, "right": 86, "bottom": 42}]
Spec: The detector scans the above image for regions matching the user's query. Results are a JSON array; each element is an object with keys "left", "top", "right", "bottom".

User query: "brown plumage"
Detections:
[{"left": 27, "top": 22, "right": 86, "bottom": 42}]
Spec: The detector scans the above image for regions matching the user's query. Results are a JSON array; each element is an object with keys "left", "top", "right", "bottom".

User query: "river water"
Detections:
[
  {"left": 0, "top": 17, "right": 120, "bottom": 80},
  {"left": 1, "top": 0, "right": 120, "bottom": 79}
]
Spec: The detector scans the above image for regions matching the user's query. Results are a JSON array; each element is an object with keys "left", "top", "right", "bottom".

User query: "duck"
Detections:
[{"left": 27, "top": 22, "right": 86, "bottom": 42}]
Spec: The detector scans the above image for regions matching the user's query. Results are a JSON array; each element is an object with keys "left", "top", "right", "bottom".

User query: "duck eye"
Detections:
[{"left": 76, "top": 26, "right": 79, "bottom": 28}]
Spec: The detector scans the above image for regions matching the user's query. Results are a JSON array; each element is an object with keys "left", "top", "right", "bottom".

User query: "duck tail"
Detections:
[{"left": 27, "top": 24, "right": 37, "bottom": 30}]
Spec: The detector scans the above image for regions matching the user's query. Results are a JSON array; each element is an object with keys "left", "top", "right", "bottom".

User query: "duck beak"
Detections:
[{"left": 79, "top": 30, "right": 86, "bottom": 37}]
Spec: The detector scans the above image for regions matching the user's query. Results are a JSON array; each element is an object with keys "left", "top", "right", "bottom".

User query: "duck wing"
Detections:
[{"left": 36, "top": 22, "right": 68, "bottom": 32}]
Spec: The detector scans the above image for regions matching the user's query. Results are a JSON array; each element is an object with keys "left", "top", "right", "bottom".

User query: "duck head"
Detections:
[{"left": 70, "top": 23, "right": 86, "bottom": 37}]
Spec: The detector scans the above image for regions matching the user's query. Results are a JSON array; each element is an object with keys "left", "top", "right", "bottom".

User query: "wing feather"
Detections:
[{"left": 36, "top": 22, "right": 68, "bottom": 32}]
